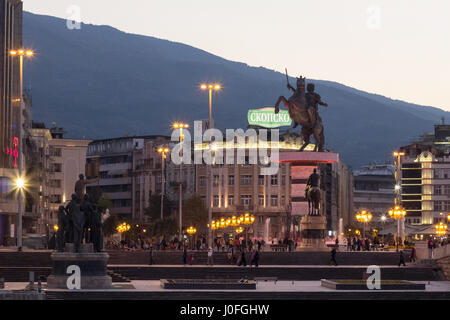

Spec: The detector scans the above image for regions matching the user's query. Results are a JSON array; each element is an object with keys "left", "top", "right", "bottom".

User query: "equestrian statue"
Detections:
[
  {"left": 305, "top": 168, "right": 321, "bottom": 216},
  {"left": 275, "top": 70, "right": 328, "bottom": 152}
]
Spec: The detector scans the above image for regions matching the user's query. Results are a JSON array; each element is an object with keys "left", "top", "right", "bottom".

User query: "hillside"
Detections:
[{"left": 22, "top": 12, "right": 449, "bottom": 168}]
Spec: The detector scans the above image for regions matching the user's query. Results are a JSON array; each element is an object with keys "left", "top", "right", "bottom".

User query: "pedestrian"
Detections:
[
  {"left": 410, "top": 246, "right": 417, "bottom": 263},
  {"left": 427, "top": 239, "right": 433, "bottom": 259},
  {"left": 398, "top": 250, "right": 406, "bottom": 267},
  {"left": 250, "top": 249, "right": 260, "bottom": 267},
  {"left": 227, "top": 247, "right": 234, "bottom": 264},
  {"left": 149, "top": 244, "right": 153, "bottom": 265},
  {"left": 330, "top": 247, "right": 338, "bottom": 266},
  {"left": 238, "top": 248, "right": 247, "bottom": 267},
  {"left": 207, "top": 247, "right": 214, "bottom": 266},
  {"left": 189, "top": 253, "right": 194, "bottom": 265},
  {"left": 183, "top": 246, "right": 187, "bottom": 266}
]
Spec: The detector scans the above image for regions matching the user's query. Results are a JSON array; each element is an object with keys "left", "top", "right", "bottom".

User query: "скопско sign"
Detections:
[{"left": 247, "top": 107, "right": 292, "bottom": 128}]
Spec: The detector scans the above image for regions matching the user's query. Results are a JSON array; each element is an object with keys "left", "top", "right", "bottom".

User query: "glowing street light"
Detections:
[
  {"left": 435, "top": 222, "right": 448, "bottom": 236},
  {"left": 356, "top": 210, "right": 372, "bottom": 238},
  {"left": 10, "top": 49, "right": 34, "bottom": 252},
  {"left": 172, "top": 122, "right": 189, "bottom": 242},
  {"left": 157, "top": 146, "right": 170, "bottom": 220},
  {"left": 200, "top": 82, "right": 221, "bottom": 250},
  {"left": 388, "top": 205, "right": 407, "bottom": 251}
]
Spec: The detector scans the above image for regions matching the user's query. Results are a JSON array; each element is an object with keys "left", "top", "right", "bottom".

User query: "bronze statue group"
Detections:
[{"left": 56, "top": 174, "right": 103, "bottom": 253}]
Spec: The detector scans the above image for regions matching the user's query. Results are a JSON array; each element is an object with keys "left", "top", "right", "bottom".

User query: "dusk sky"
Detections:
[{"left": 24, "top": 0, "right": 450, "bottom": 111}]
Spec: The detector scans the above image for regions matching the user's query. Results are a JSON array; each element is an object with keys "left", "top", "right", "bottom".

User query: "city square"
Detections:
[{"left": 0, "top": 0, "right": 450, "bottom": 312}]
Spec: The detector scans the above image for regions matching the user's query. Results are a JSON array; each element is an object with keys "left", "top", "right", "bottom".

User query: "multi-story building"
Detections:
[
  {"left": 0, "top": 0, "right": 23, "bottom": 244},
  {"left": 86, "top": 136, "right": 171, "bottom": 221},
  {"left": 399, "top": 119, "right": 450, "bottom": 225},
  {"left": 194, "top": 134, "right": 292, "bottom": 243},
  {"left": 352, "top": 164, "right": 396, "bottom": 224},
  {"left": 29, "top": 123, "right": 90, "bottom": 234}
]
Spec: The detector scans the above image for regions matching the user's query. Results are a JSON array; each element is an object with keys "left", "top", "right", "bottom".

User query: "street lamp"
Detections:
[
  {"left": 172, "top": 122, "right": 189, "bottom": 242},
  {"left": 157, "top": 146, "right": 170, "bottom": 220},
  {"left": 393, "top": 151, "right": 405, "bottom": 241},
  {"left": 355, "top": 210, "right": 372, "bottom": 239},
  {"left": 10, "top": 49, "right": 34, "bottom": 252},
  {"left": 435, "top": 222, "right": 448, "bottom": 237},
  {"left": 239, "top": 212, "right": 255, "bottom": 249},
  {"left": 200, "top": 83, "right": 221, "bottom": 250},
  {"left": 186, "top": 226, "right": 197, "bottom": 250},
  {"left": 388, "top": 205, "right": 407, "bottom": 251}
]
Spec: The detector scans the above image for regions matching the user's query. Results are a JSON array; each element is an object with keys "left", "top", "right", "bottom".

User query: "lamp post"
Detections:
[
  {"left": 388, "top": 205, "right": 407, "bottom": 252},
  {"left": 157, "top": 146, "right": 169, "bottom": 220},
  {"left": 172, "top": 123, "right": 189, "bottom": 242},
  {"left": 393, "top": 151, "right": 405, "bottom": 242},
  {"left": 239, "top": 212, "right": 255, "bottom": 250},
  {"left": 200, "top": 83, "right": 221, "bottom": 250},
  {"left": 186, "top": 226, "right": 197, "bottom": 250},
  {"left": 10, "top": 49, "right": 34, "bottom": 251},
  {"left": 355, "top": 210, "right": 372, "bottom": 239},
  {"left": 435, "top": 222, "right": 447, "bottom": 237}
]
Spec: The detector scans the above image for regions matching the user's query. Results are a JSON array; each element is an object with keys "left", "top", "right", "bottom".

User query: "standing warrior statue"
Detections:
[
  {"left": 274, "top": 71, "right": 328, "bottom": 152},
  {"left": 75, "top": 174, "right": 99, "bottom": 202}
]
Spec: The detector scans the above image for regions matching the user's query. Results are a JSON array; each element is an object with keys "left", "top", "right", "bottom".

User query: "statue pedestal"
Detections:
[
  {"left": 296, "top": 215, "right": 329, "bottom": 251},
  {"left": 47, "top": 243, "right": 112, "bottom": 289}
]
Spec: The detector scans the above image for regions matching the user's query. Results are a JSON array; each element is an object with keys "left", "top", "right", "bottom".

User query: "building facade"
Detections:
[
  {"left": 86, "top": 136, "right": 171, "bottom": 220},
  {"left": 0, "top": 0, "right": 23, "bottom": 244},
  {"left": 399, "top": 120, "right": 450, "bottom": 225},
  {"left": 352, "top": 164, "right": 396, "bottom": 224},
  {"left": 29, "top": 124, "right": 90, "bottom": 234}
]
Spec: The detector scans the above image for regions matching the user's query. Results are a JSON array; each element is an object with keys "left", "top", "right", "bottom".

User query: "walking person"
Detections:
[
  {"left": 238, "top": 248, "right": 247, "bottom": 266},
  {"left": 398, "top": 250, "right": 406, "bottom": 267},
  {"left": 427, "top": 239, "right": 433, "bottom": 259},
  {"left": 330, "top": 247, "right": 338, "bottom": 266},
  {"left": 148, "top": 244, "right": 153, "bottom": 265},
  {"left": 410, "top": 246, "right": 417, "bottom": 263},
  {"left": 250, "top": 249, "right": 260, "bottom": 267},
  {"left": 183, "top": 246, "right": 187, "bottom": 266},
  {"left": 207, "top": 247, "right": 214, "bottom": 266}
]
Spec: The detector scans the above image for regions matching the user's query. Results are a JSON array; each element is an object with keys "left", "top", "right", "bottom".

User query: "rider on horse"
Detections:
[{"left": 305, "top": 168, "right": 320, "bottom": 199}]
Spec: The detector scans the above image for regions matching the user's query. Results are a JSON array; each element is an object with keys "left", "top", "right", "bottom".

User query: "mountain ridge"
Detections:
[{"left": 22, "top": 12, "right": 449, "bottom": 167}]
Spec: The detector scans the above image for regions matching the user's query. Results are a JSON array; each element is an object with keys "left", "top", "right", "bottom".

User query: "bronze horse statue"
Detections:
[{"left": 274, "top": 76, "right": 324, "bottom": 152}]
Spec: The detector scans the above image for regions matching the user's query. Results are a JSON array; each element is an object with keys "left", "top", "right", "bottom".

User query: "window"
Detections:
[
  {"left": 258, "top": 216, "right": 264, "bottom": 223},
  {"left": 49, "top": 194, "right": 62, "bottom": 204},
  {"left": 228, "top": 175, "right": 234, "bottom": 186},
  {"left": 49, "top": 180, "right": 61, "bottom": 188},
  {"left": 271, "top": 175, "right": 278, "bottom": 185},
  {"left": 435, "top": 185, "right": 442, "bottom": 195},
  {"left": 50, "top": 163, "right": 62, "bottom": 173},
  {"left": 228, "top": 195, "right": 234, "bottom": 206},
  {"left": 258, "top": 195, "right": 265, "bottom": 206},
  {"left": 444, "top": 185, "right": 450, "bottom": 195},
  {"left": 49, "top": 147, "right": 61, "bottom": 157},
  {"left": 270, "top": 195, "right": 278, "bottom": 207},
  {"left": 199, "top": 176, "right": 206, "bottom": 187},
  {"left": 240, "top": 195, "right": 252, "bottom": 206},
  {"left": 281, "top": 196, "right": 285, "bottom": 206},
  {"left": 213, "top": 195, "right": 219, "bottom": 207},
  {"left": 213, "top": 175, "right": 219, "bottom": 187},
  {"left": 281, "top": 175, "right": 286, "bottom": 186},
  {"left": 258, "top": 175, "right": 265, "bottom": 186},
  {"left": 241, "top": 175, "right": 252, "bottom": 186}
]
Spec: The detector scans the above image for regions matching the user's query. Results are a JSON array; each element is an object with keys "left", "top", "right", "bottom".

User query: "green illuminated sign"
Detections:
[{"left": 247, "top": 107, "right": 292, "bottom": 128}]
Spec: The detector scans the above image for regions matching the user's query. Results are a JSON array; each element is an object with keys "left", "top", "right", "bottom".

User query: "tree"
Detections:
[
  {"left": 97, "top": 194, "right": 112, "bottom": 211},
  {"left": 103, "top": 214, "right": 118, "bottom": 237},
  {"left": 149, "top": 217, "right": 178, "bottom": 238},
  {"left": 182, "top": 194, "right": 208, "bottom": 234},
  {"left": 144, "top": 194, "right": 174, "bottom": 221}
]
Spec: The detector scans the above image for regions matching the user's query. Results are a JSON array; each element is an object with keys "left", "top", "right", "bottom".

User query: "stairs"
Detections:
[{"left": 107, "top": 270, "right": 131, "bottom": 283}]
